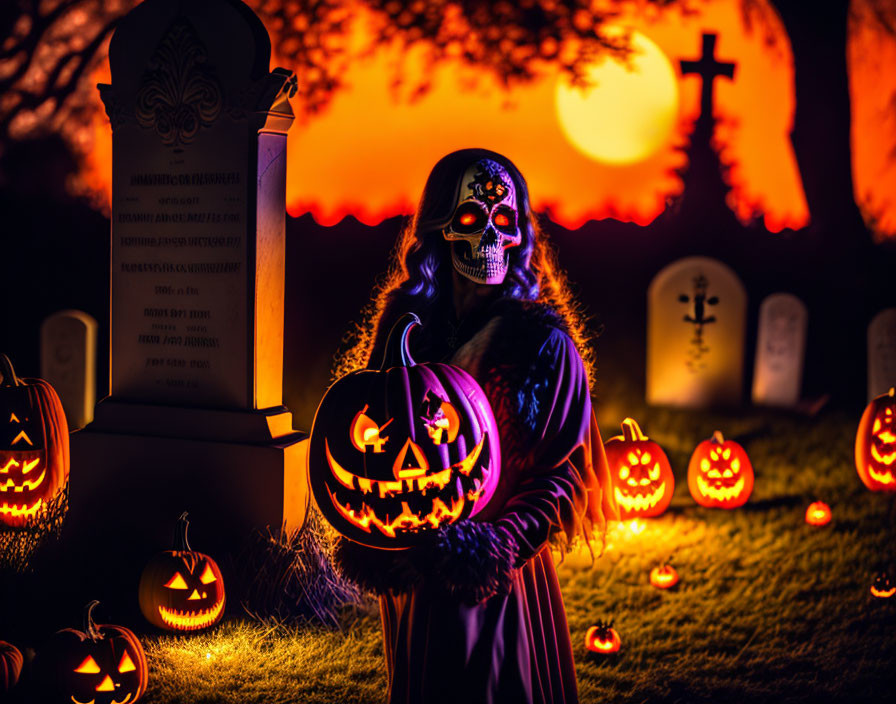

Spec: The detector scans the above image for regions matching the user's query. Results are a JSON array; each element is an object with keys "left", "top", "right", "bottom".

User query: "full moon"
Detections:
[{"left": 555, "top": 30, "right": 679, "bottom": 165}]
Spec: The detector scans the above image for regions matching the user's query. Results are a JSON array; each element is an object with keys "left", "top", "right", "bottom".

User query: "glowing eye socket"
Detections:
[
  {"left": 75, "top": 656, "right": 101, "bottom": 674},
  {"left": 494, "top": 213, "right": 509, "bottom": 227},
  {"left": 492, "top": 205, "right": 517, "bottom": 233},
  {"left": 118, "top": 652, "right": 136, "bottom": 673},
  {"left": 619, "top": 466, "right": 630, "bottom": 480},
  {"left": 11, "top": 430, "right": 32, "bottom": 446},
  {"left": 426, "top": 402, "right": 460, "bottom": 445},
  {"left": 648, "top": 465, "right": 660, "bottom": 481},
  {"left": 165, "top": 572, "right": 189, "bottom": 590},
  {"left": 640, "top": 452, "right": 652, "bottom": 465},
  {"left": 731, "top": 458, "right": 741, "bottom": 471},
  {"left": 710, "top": 450, "right": 719, "bottom": 461},
  {"left": 627, "top": 452, "right": 638, "bottom": 465},
  {"left": 350, "top": 405, "right": 391, "bottom": 453},
  {"left": 450, "top": 202, "right": 487, "bottom": 233},
  {"left": 722, "top": 448, "right": 731, "bottom": 460},
  {"left": 9, "top": 413, "right": 20, "bottom": 423},
  {"left": 873, "top": 419, "right": 882, "bottom": 432},
  {"left": 200, "top": 563, "right": 217, "bottom": 584},
  {"left": 700, "top": 458, "right": 710, "bottom": 471}
]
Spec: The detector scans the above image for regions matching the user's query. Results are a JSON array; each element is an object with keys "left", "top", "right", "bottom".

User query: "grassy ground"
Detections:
[{"left": 5, "top": 404, "right": 895, "bottom": 703}]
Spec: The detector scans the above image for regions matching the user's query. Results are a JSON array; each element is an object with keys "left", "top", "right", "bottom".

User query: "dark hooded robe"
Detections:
[{"left": 336, "top": 298, "right": 615, "bottom": 704}]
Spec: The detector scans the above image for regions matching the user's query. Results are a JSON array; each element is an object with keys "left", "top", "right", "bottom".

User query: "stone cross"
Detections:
[{"left": 680, "top": 33, "right": 736, "bottom": 122}]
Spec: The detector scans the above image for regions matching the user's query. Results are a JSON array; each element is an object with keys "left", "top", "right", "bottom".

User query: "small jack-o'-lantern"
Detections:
[
  {"left": 687, "top": 431, "right": 754, "bottom": 508},
  {"left": 38, "top": 600, "right": 147, "bottom": 704},
  {"left": 0, "top": 354, "right": 69, "bottom": 527},
  {"left": 139, "top": 512, "right": 225, "bottom": 631},
  {"left": 309, "top": 313, "right": 501, "bottom": 549},
  {"left": 870, "top": 572, "right": 895, "bottom": 598},
  {"left": 604, "top": 418, "right": 673, "bottom": 519},
  {"left": 855, "top": 387, "right": 896, "bottom": 491},
  {"left": 1, "top": 640, "right": 23, "bottom": 694},
  {"left": 804, "top": 501, "right": 831, "bottom": 526},
  {"left": 649, "top": 564, "right": 680, "bottom": 589},
  {"left": 585, "top": 621, "right": 621, "bottom": 654}
]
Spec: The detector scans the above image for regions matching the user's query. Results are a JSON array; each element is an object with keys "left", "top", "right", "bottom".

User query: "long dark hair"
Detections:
[{"left": 333, "top": 148, "right": 595, "bottom": 385}]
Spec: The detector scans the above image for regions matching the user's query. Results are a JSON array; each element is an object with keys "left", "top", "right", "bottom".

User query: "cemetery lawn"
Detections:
[{"left": 136, "top": 403, "right": 896, "bottom": 704}]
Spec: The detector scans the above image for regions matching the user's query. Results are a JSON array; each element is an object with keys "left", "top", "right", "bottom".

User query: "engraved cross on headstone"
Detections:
[{"left": 680, "top": 33, "right": 736, "bottom": 122}]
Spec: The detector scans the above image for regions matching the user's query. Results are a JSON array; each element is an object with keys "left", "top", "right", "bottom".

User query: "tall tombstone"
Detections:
[
  {"left": 40, "top": 310, "right": 98, "bottom": 430},
  {"left": 868, "top": 308, "right": 896, "bottom": 402},
  {"left": 71, "top": 0, "right": 306, "bottom": 565},
  {"left": 751, "top": 293, "right": 808, "bottom": 407},
  {"left": 647, "top": 256, "right": 747, "bottom": 408}
]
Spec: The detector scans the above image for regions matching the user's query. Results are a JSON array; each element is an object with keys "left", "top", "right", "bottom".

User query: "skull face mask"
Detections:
[{"left": 443, "top": 159, "right": 522, "bottom": 284}]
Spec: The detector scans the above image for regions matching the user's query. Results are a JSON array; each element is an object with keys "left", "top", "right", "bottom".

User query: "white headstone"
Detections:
[
  {"left": 751, "top": 293, "right": 808, "bottom": 407},
  {"left": 868, "top": 308, "right": 896, "bottom": 402},
  {"left": 40, "top": 310, "right": 98, "bottom": 430},
  {"left": 647, "top": 256, "right": 747, "bottom": 408}
]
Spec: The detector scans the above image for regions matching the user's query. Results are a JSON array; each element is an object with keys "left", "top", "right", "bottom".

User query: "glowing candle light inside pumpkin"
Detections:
[
  {"left": 649, "top": 564, "right": 680, "bottom": 589},
  {"left": 804, "top": 501, "right": 831, "bottom": 526},
  {"left": 870, "top": 573, "right": 895, "bottom": 598}
]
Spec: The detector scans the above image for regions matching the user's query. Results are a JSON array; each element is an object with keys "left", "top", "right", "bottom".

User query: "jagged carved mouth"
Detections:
[
  {"left": 614, "top": 482, "right": 666, "bottom": 513},
  {"left": 157, "top": 598, "right": 224, "bottom": 630},
  {"left": 870, "top": 441, "right": 896, "bottom": 467},
  {"left": 325, "top": 434, "right": 491, "bottom": 537},
  {"left": 867, "top": 464, "right": 895, "bottom": 485},
  {"left": 71, "top": 695, "right": 135, "bottom": 704},
  {"left": 696, "top": 474, "right": 745, "bottom": 502}
]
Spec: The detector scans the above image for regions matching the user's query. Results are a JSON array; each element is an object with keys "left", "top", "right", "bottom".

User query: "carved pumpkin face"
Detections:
[
  {"left": 605, "top": 418, "right": 674, "bottom": 519},
  {"left": 585, "top": 621, "right": 621, "bottom": 654},
  {"left": 139, "top": 513, "right": 225, "bottom": 631},
  {"left": 687, "top": 431, "right": 754, "bottom": 508},
  {"left": 855, "top": 387, "right": 896, "bottom": 491},
  {"left": 309, "top": 314, "right": 501, "bottom": 549},
  {"left": 0, "top": 640, "right": 23, "bottom": 695},
  {"left": 805, "top": 501, "right": 832, "bottom": 526},
  {"left": 0, "top": 354, "right": 69, "bottom": 527},
  {"left": 870, "top": 572, "right": 895, "bottom": 598},
  {"left": 38, "top": 601, "right": 147, "bottom": 704},
  {"left": 649, "top": 564, "right": 680, "bottom": 589}
]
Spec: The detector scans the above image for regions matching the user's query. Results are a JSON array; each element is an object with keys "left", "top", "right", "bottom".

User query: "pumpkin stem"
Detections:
[
  {"left": 380, "top": 313, "right": 420, "bottom": 370},
  {"left": 621, "top": 418, "right": 647, "bottom": 442},
  {"left": 174, "top": 511, "right": 192, "bottom": 551},
  {"left": 0, "top": 354, "right": 21, "bottom": 387},
  {"left": 711, "top": 430, "right": 725, "bottom": 444},
  {"left": 83, "top": 600, "right": 102, "bottom": 640},
  {"left": 888, "top": 387, "right": 895, "bottom": 397}
]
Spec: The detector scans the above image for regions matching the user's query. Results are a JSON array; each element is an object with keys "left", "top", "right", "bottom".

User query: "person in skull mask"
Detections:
[{"left": 333, "top": 148, "right": 616, "bottom": 704}]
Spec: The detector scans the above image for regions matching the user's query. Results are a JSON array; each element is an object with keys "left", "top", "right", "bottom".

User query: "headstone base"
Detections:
[{"left": 67, "top": 399, "right": 307, "bottom": 601}]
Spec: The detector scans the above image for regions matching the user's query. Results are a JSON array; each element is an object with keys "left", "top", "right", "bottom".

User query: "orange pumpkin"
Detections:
[
  {"left": 870, "top": 572, "right": 895, "bottom": 599},
  {"left": 804, "top": 501, "right": 831, "bottom": 526},
  {"left": 585, "top": 621, "right": 621, "bottom": 654},
  {"left": 855, "top": 387, "right": 896, "bottom": 491},
  {"left": 1, "top": 640, "right": 23, "bottom": 694},
  {"left": 139, "top": 512, "right": 226, "bottom": 631},
  {"left": 604, "top": 418, "right": 674, "bottom": 519},
  {"left": 0, "top": 354, "right": 69, "bottom": 527},
  {"left": 649, "top": 564, "right": 680, "bottom": 589},
  {"left": 687, "top": 431, "right": 754, "bottom": 508}
]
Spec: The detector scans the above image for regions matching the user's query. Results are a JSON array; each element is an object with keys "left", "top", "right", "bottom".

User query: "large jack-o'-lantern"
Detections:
[
  {"left": 309, "top": 313, "right": 501, "bottom": 549},
  {"left": 139, "top": 513, "right": 226, "bottom": 631},
  {"left": 604, "top": 418, "right": 673, "bottom": 519},
  {"left": 38, "top": 601, "right": 148, "bottom": 704},
  {"left": 855, "top": 387, "right": 896, "bottom": 491},
  {"left": 0, "top": 353, "right": 69, "bottom": 527},
  {"left": 687, "top": 431, "right": 754, "bottom": 508}
]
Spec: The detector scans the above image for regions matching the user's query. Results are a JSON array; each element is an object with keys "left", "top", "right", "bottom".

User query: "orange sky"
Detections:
[{"left": 281, "top": 0, "right": 808, "bottom": 231}]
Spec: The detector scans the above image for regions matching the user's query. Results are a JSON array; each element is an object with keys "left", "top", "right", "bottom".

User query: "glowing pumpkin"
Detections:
[
  {"left": 649, "top": 564, "right": 680, "bottom": 589},
  {"left": 1, "top": 640, "right": 23, "bottom": 694},
  {"left": 804, "top": 501, "right": 831, "bottom": 526},
  {"left": 604, "top": 418, "right": 673, "bottom": 519},
  {"left": 855, "top": 387, "right": 896, "bottom": 491},
  {"left": 585, "top": 621, "right": 621, "bottom": 654},
  {"left": 308, "top": 313, "right": 500, "bottom": 549},
  {"left": 0, "top": 353, "right": 69, "bottom": 527},
  {"left": 687, "top": 431, "right": 754, "bottom": 508},
  {"left": 870, "top": 572, "right": 895, "bottom": 599},
  {"left": 138, "top": 512, "right": 226, "bottom": 631},
  {"left": 38, "top": 600, "right": 147, "bottom": 704}
]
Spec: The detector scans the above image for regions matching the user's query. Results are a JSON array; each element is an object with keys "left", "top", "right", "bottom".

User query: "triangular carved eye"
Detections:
[
  {"left": 75, "top": 655, "right": 101, "bottom": 674},
  {"left": 199, "top": 563, "right": 217, "bottom": 584},
  {"left": 9, "top": 413, "right": 20, "bottom": 423},
  {"left": 164, "top": 572, "right": 189, "bottom": 589},
  {"left": 11, "top": 430, "right": 32, "bottom": 446},
  {"left": 119, "top": 651, "right": 137, "bottom": 673}
]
